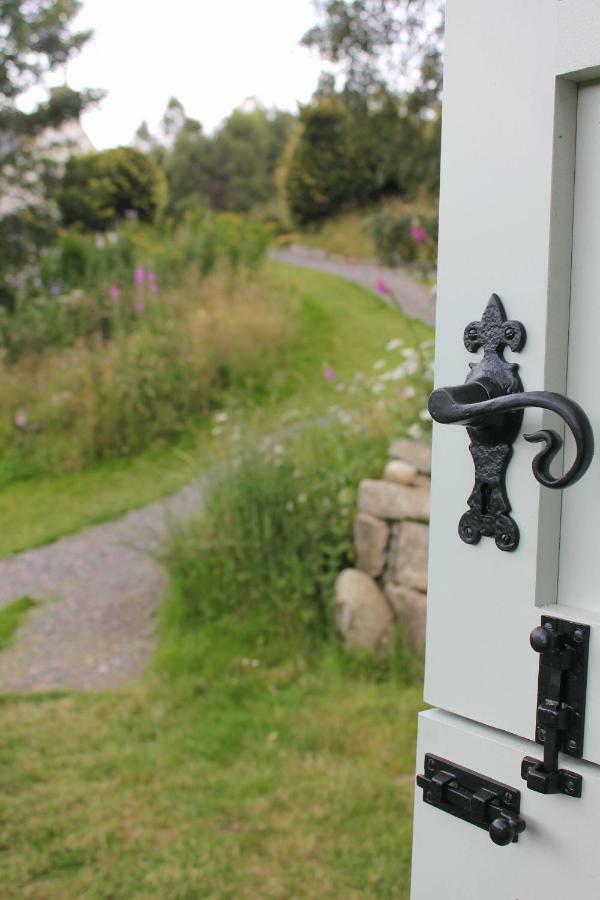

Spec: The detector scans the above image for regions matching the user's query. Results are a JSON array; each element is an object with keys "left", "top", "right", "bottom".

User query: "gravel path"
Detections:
[
  {"left": 0, "top": 476, "right": 207, "bottom": 692},
  {"left": 0, "top": 251, "right": 433, "bottom": 694},
  {"left": 270, "top": 244, "right": 436, "bottom": 325}
]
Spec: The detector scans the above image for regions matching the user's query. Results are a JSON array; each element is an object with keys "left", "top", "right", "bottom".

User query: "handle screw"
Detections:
[
  {"left": 567, "top": 739, "right": 578, "bottom": 753},
  {"left": 573, "top": 628, "right": 585, "bottom": 644},
  {"left": 504, "top": 327, "right": 515, "bottom": 340}
]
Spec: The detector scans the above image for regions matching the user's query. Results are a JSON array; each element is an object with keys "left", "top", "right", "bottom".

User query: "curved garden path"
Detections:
[
  {"left": 0, "top": 254, "right": 434, "bottom": 693},
  {"left": 270, "top": 244, "right": 435, "bottom": 325}
]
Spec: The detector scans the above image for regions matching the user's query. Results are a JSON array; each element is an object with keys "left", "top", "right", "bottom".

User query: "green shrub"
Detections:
[
  {"left": 162, "top": 428, "right": 389, "bottom": 646},
  {"left": 363, "top": 210, "right": 439, "bottom": 269},
  {"left": 283, "top": 100, "right": 357, "bottom": 225},
  {"left": 58, "top": 146, "right": 168, "bottom": 231}
]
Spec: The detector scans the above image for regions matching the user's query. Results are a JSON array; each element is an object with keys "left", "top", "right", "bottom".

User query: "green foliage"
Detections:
[
  {"left": 142, "top": 99, "right": 295, "bottom": 219},
  {"left": 0, "top": 596, "right": 37, "bottom": 649},
  {"left": 363, "top": 208, "right": 438, "bottom": 269},
  {"left": 160, "top": 422, "right": 425, "bottom": 678},
  {"left": 0, "top": 264, "right": 433, "bottom": 557},
  {"left": 58, "top": 147, "right": 168, "bottom": 231},
  {"left": 0, "top": 1, "right": 101, "bottom": 308},
  {"left": 302, "top": 0, "right": 444, "bottom": 103},
  {"left": 283, "top": 91, "right": 441, "bottom": 225},
  {"left": 283, "top": 100, "right": 358, "bottom": 225},
  {"left": 0, "top": 213, "right": 272, "bottom": 360}
]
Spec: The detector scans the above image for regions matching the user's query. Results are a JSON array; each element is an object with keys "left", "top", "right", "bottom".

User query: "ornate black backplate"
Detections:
[{"left": 458, "top": 294, "right": 526, "bottom": 551}]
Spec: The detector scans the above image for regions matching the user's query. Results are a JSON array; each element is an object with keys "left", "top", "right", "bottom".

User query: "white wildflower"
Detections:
[
  {"left": 402, "top": 386, "right": 416, "bottom": 399},
  {"left": 419, "top": 409, "right": 432, "bottom": 421},
  {"left": 297, "top": 493, "right": 308, "bottom": 505},
  {"left": 385, "top": 338, "right": 404, "bottom": 351},
  {"left": 371, "top": 383, "right": 384, "bottom": 394},
  {"left": 407, "top": 423, "right": 424, "bottom": 440},
  {"left": 214, "top": 411, "right": 228, "bottom": 423},
  {"left": 373, "top": 359, "right": 385, "bottom": 371}
]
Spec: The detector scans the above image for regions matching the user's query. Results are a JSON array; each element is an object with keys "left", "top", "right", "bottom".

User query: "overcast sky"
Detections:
[{"left": 39, "top": 0, "right": 325, "bottom": 149}]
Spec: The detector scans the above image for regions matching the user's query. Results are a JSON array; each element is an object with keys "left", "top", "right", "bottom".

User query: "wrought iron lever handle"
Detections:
[
  {"left": 429, "top": 382, "right": 594, "bottom": 489},
  {"left": 427, "top": 294, "right": 595, "bottom": 551}
]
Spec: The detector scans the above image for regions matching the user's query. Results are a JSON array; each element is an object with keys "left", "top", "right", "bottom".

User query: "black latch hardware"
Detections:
[
  {"left": 428, "top": 294, "right": 594, "bottom": 550},
  {"left": 522, "top": 616, "right": 590, "bottom": 798},
  {"left": 417, "top": 754, "right": 526, "bottom": 845}
]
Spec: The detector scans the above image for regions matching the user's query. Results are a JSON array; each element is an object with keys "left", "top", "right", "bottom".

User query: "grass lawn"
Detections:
[
  {"left": 0, "top": 261, "right": 431, "bottom": 558},
  {"left": 0, "top": 632, "right": 423, "bottom": 898}
]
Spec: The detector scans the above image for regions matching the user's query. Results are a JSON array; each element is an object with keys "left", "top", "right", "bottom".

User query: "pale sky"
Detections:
[{"left": 37, "top": 0, "right": 326, "bottom": 149}]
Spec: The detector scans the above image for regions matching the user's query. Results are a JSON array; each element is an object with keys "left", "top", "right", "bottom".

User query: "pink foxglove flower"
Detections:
[
  {"left": 410, "top": 224, "right": 429, "bottom": 244},
  {"left": 375, "top": 279, "right": 391, "bottom": 295},
  {"left": 134, "top": 266, "right": 146, "bottom": 286}
]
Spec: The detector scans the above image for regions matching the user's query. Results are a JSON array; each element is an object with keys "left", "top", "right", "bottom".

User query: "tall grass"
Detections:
[
  {"left": 0, "top": 268, "right": 293, "bottom": 481},
  {"left": 160, "top": 424, "right": 423, "bottom": 682}
]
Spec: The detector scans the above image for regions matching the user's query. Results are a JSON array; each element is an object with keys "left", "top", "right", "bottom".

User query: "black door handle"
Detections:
[{"left": 428, "top": 294, "right": 594, "bottom": 550}]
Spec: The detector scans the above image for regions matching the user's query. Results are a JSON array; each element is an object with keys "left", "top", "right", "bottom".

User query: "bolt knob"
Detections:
[
  {"left": 530, "top": 625, "right": 554, "bottom": 653},
  {"left": 489, "top": 817, "right": 514, "bottom": 846}
]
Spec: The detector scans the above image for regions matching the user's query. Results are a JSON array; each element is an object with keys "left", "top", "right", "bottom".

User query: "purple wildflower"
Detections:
[
  {"left": 375, "top": 279, "right": 391, "bottom": 296},
  {"left": 323, "top": 364, "right": 335, "bottom": 381},
  {"left": 133, "top": 299, "right": 145, "bottom": 315},
  {"left": 410, "top": 224, "right": 428, "bottom": 244},
  {"left": 134, "top": 266, "right": 146, "bottom": 287},
  {"left": 109, "top": 284, "right": 121, "bottom": 302}
]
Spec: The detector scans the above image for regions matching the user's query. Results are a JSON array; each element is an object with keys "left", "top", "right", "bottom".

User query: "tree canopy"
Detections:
[{"left": 302, "top": 0, "right": 444, "bottom": 108}]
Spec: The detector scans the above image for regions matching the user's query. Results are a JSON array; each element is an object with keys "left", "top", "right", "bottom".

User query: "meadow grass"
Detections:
[{"left": 0, "top": 262, "right": 432, "bottom": 557}]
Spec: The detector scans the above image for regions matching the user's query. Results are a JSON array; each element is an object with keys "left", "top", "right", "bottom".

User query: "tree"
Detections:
[
  {"left": 161, "top": 101, "right": 295, "bottom": 217},
  {"left": 283, "top": 100, "right": 357, "bottom": 225},
  {"left": 302, "top": 0, "right": 444, "bottom": 111},
  {"left": 0, "top": 0, "right": 101, "bottom": 305},
  {"left": 58, "top": 147, "right": 168, "bottom": 231}
]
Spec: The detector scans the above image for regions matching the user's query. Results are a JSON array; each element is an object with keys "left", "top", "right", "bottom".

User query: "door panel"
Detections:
[
  {"left": 424, "top": 0, "right": 600, "bottom": 763},
  {"left": 559, "top": 81, "right": 600, "bottom": 618},
  {"left": 411, "top": 710, "right": 600, "bottom": 900}
]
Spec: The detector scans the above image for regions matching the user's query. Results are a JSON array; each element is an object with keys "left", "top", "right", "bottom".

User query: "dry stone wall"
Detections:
[{"left": 334, "top": 440, "right": 431, "bottom": 655}]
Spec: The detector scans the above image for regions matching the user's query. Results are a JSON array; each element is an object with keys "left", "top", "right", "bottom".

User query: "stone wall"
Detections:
[{"left": 334, "top": 440, "right": 431, "bottom": 655}]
